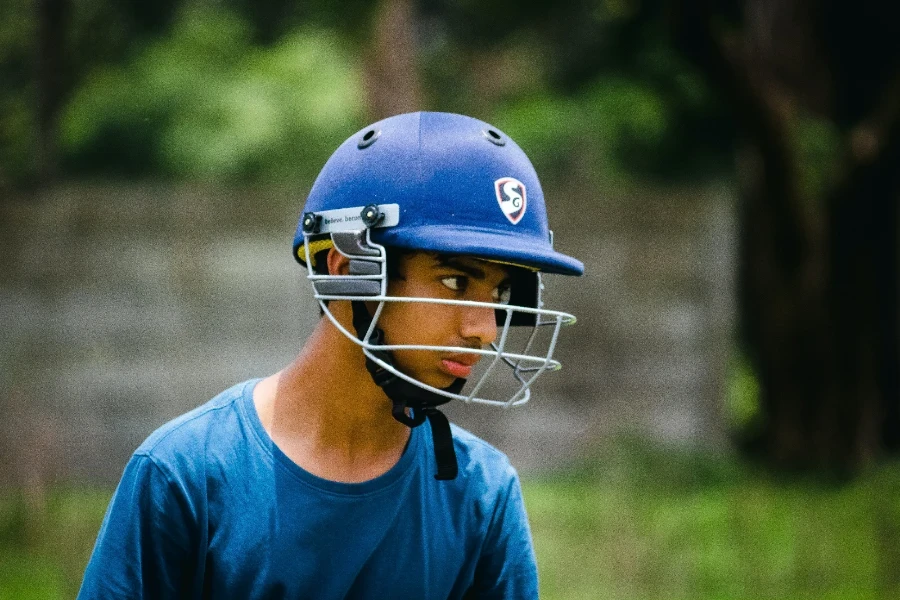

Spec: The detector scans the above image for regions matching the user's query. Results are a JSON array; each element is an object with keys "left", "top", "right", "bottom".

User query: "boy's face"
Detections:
[{"left": 376, "top": 252, "right": 513, "bottom": 389}]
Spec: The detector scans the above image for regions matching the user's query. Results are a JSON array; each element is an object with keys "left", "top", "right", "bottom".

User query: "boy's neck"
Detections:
[{"left": 253, "top": 302, "right": 412, "bottom": 483}]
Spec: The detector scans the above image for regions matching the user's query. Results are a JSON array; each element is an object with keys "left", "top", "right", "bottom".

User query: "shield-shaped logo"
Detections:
[{"left": 494, "top": 177, "right": 527, "bottom": 224}]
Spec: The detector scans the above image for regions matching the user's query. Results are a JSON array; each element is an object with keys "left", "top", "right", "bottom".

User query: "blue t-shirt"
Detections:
[{"left": 78, "top": 379, "right": 538, "bottom": 599}]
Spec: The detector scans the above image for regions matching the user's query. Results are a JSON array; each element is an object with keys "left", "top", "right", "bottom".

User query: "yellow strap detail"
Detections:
[
  {"left": 481, "top": 258, "right": 540, "bottom": 272},
  {"left": 296, "top": 239, "right": 334, "bottom": 269}
]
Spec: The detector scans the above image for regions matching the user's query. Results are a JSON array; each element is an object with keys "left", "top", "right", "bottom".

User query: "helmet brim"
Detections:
[{"left": 373, "top": 224, "right": 584, "bottom": 276}]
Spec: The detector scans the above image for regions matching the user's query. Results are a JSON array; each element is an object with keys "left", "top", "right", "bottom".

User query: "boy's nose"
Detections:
[{"left": 460, "top": 304, "right": 499, "bottom": 347}]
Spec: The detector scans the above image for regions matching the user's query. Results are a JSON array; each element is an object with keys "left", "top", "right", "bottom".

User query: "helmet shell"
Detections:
[{"left": 293, "top": 112, "right": 583, "bottom": 276}]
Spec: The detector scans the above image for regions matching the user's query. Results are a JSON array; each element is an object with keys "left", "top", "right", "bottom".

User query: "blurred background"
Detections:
[{"left": 1, "top": 0, "right": 899, "bottom": 598}]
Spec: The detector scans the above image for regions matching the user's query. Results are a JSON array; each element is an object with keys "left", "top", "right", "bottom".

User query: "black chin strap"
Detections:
[{"left": 351, "top": 301, "right": 462, "bottom": 480}]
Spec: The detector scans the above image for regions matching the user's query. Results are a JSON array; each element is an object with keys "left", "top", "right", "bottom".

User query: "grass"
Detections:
[
  {"left": 3, "top": 444, "right": 899, "bottom": 599},
  {"left": 0, "top": 487, "right": 110, "bottom": 599},
  {"left": 524, "top": 442, "right": 900, "bottom": 600}
]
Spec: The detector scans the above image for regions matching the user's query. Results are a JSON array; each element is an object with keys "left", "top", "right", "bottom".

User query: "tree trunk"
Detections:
[
  {"left": 830, "top": 126, "right": 900, "bottom": 459},
  {"left": 671, "top": 0, "right": 900, "bottom": 471},
  {"left": 363, "top": 0, "right": 423, "bottom": 121},
  {"left": 741, "top": 131, "right": 900, "bottom": 471},
  {"left": 36, "top": 0, "right": 68, "bottom": 182}
]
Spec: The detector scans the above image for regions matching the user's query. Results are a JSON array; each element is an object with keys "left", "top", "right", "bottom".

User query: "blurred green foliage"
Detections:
[
  {"left": 490, "top": 78, "right": 665, "bottom": 183},
  {"left": 4, "top": 447, "right": 900, "bottom": 600},
  {"left": 0, "top": 0, "right": 736, "bottom": 187},
  {"left": 60, "top": 7, "right": 365, "bottom": 181},
  {"left": 789, "top": 113, "right": 844, "bottom": 203},
  {"left": 725, "top": 352, "right": 762, "bottom": 431},
  {"left": 0, "top": 0, "right": 38, "bottom": 183}
]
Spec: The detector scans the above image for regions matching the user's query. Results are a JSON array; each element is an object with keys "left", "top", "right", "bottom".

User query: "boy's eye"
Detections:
[
  {"left": 440, "top": 276, "right": 467, "bottom": 292},
  {"left": 493, "top": 285, "right": 512, "bottom": 305}
]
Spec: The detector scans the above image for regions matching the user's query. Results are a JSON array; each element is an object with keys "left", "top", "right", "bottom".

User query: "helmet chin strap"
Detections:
[{"left": 351, "top": 301, "right": 462, "bottom": 480}]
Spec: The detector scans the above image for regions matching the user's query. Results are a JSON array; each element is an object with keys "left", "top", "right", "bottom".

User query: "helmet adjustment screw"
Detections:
[
  {"left": 302, "top": 212, "right": 321, "bottom": 233},
  {"left": 360, "top": 204, "right": 384, "bottom": 228}
]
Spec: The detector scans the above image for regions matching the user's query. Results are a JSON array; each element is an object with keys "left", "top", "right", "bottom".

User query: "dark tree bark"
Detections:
[
  {"left": 363, "top": 0, "right": 423, "bottom": 121},
  {"left": 36, "top": 0, "right": 68, "bottom": 182},
  {"left": 670, "top": 0, "right": 900, "bottom": 471}
]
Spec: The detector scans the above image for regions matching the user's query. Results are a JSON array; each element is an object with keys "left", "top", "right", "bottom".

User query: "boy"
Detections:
[{"left": 78, "top": 112, "right": 583, "bottom": 598}]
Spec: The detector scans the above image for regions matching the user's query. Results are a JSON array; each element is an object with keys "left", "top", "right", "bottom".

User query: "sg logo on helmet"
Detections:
[{"left": 494, "top": 177, "right": 527, "bottom": 225}]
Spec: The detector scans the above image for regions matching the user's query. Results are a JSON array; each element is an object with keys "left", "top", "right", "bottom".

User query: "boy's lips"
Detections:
[{"left": 440, "top": 353, "right": 480, "bottom": 379}]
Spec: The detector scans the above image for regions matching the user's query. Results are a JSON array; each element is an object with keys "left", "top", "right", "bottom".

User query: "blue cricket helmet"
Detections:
[{"left": 293, "top": 112, "right": 584, "bottom": 277}]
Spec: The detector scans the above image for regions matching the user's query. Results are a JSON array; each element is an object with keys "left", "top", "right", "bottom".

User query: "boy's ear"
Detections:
[{"left": 326, "top": 247, "right": 351, "bottom": 276}]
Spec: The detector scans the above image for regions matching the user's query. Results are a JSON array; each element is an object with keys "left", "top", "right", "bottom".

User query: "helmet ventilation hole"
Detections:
[
  {"left": 482, "top": 129, "right": 506, "bottom": 146},
  {"left": 358, "top": 128, "right": 381, "bottom": 149}
]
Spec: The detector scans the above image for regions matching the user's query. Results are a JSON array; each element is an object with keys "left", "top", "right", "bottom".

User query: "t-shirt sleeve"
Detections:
[
  {"left": 77, "top": 453, "right": 200, "bottom": 599},
  {"left": 467, "top": 469, "right": 540, "bottom": 599}
]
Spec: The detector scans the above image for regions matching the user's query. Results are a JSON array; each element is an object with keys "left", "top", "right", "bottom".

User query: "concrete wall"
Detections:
[{"left": 0, "top": 182, "right": 735, "bottom": 485}]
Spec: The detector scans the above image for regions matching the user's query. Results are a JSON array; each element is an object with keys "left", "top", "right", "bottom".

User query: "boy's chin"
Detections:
[
  {"left": 416, "top": 370, "right": 460, "bottom": 391},
  {"left": 390, "top": 359, "right": 458, "bottom": 390}
]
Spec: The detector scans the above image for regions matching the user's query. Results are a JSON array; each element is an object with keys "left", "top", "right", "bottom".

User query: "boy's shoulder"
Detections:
[
  {"left": 449, "top": 423, "right": 519, "bottom": 489},
  {"left": 134, "top": 379, "right": 257, "bottom": 471}
]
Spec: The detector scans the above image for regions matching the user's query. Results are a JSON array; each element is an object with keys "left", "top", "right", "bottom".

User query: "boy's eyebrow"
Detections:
[
  {"left": 433, "top": 255, "right": 511, "bottom": 284},
  {"left": 435, "top": 256, "right": 487, "bottom": 279}
]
